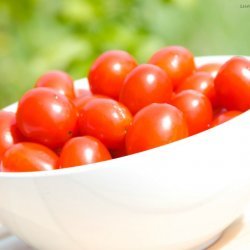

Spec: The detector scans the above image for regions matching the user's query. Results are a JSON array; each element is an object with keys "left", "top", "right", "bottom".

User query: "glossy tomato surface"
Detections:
[
  {"left": 16, "top": 88, "right": 78, "bottom": 148},
  {"left": 126, "top": 103, "right": 188, "bottom": 154},
  {"left": 213, "top": 107, "right": 228, "bottom": 118},
  {"left": 210, "top": 110, "right": 242, "bottom": 128},
  {"left": 197, "top": 63, "right": 222, "bottom": 79},
  {"left": 148, "top": 46, "right": 195, "bottom": 89},
  {"left": 79, "top": 98, "right": 132, "bottom": 149},
  {"left": 119, "top": 64, "right": 173, "bottom": 114},
  {"left": 172, "top": 90, "right": 213, "bottom": 135},
  {"left": 35, "top": 70, "right": 75, "bottom": 99},
  {"left": 73, "top": 95, "right": 108, "bottom": 112},
  {"left": 176, "top": 72, "right": 217, "bottom": 107},
  {"left": 0, "top": 111, "right": 23, "bottom": 160},
  {"left": 214, "top": 57, "right": 250, "bottom": 111},
  {"left": 59, "top": 136, "right": 111, "bottom": 168},
  {"left": 1, "top": 142, "right": 59, "bottom": 172},
  {"left": 88, "top": 50, "right": 137, "bottom": 99}
]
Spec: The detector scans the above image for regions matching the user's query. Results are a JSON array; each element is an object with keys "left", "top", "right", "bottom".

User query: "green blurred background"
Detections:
[{"left": 0, "top": 0, "right": 250, "bottom": 108}]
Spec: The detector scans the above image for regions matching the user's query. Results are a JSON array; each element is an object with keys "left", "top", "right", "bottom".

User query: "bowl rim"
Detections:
[{"left": 0, "top": 55, "right": 249, "bottom": 178}]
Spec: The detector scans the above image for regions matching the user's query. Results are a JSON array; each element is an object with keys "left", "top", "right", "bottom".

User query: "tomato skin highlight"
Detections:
[
  {"left": 88, "top": 50, "right": 137, "bottom": 99},
  {"left": 210, "top": 110, "right": 242, "bottom": 128},
  {"left": 148, "top": 46, "right": 195, "bottom": 89},
  {"left": 16, "top": 88, "right": 78, "bottom": 149},
  {"left": 126, "top": 103, "right": 188, "bottom": 155},
  {"left": 1, "top": 142, "right": 59, "bottom": 172},
  {"left": 0, "top": 111, "right": 23, "bottom": 161},
  {"left": 214, "top": 57, "right": 250, "bottom": 111},
  {"left": 119, "top": 64, "right": 173, "bottom": 114},
  {"left": 35, "top": 70, "right": 75, "bottom": 100},
  {"left": 176, "top": 72, "right": 217, "bottom": 107},
  {"left": 79, "top": 98, "right": 132, "bottom": 150},
  {"left": 59, "top": 136, "right": 111, "bottom": 168},
  {"left": 171, "top": 90, "right": 213, "bottom": 136}
]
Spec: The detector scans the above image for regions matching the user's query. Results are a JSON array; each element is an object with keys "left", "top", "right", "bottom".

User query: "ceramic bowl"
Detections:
[{"left": 1, "top": 56, "right": 250, "bottom": 250}]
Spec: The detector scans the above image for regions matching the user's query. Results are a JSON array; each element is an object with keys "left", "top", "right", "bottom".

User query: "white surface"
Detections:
[
  {"left": 0, "top": 235, "right": 32, "bottom": 250},
  {"left": 1, "top": 56, "right": 250, "bottom": 250},
  {"left": 2, "top": 203, "right": 250, "bottom": 250}
]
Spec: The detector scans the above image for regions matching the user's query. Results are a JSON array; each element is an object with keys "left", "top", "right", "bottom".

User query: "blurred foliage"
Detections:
[{"left": 0, "top": 0, "right": 250, "bottom": 107}]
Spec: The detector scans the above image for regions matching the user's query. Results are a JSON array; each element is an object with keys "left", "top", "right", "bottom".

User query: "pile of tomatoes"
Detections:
[{"left": 0, "top": 46, "right": 249, "bottom": 172}]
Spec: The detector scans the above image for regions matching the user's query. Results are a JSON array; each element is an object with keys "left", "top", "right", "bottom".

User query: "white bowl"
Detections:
[{"left": 1, "top": 56, "right": 250, "bottom": 250}]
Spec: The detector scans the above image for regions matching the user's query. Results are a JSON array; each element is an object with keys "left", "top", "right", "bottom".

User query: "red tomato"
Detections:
[
  {"left": 171, "top": 90, "right": 213, "bottom": 135},
  {"left": 79, "top": 98, "right": 132, "bottom": 149},
  {"left": 1, "top": 142, "right": 59, "bottom": 172},
  {"left": 73, "top": 95, "right": 108, "bottom": 112},
  {"left": 119, "top": 64, "right": 173, "bottom": 114},
  {"left": 35, "top": 70, "right": 75, "bottom": 99},
  {"left": 73, "top": 95, "right": 95, "bottom": 112},
  {"left": 59, "top": 136, "right": 111, "bottom": 168},
  {"left": 16, "top": 88, "right": 78, "bottom": 148},
  {"left": 197, "top": 63, "right": 222, "bottom": 78},
  {"left": 0, "top": 111, "right": 23, "bottom": 161},
  {"left": 126, "top": 103, "right": 188, "bottom": 154},
  {"left": 88, "top": 50, "right": 137, "bottom": 99},
  {"left": 176, "top": 72, "right": 217, "bottom": 107},
  {"left": 210, "top": 110, "right": 242, "bottom": 128},
  {"left": 214, "top": 57, "right": 250, "bottom": 111},
  {"left": 148, "top": 46, "right": 195, "bottom": 89},
  {"left": 213, "top": 107, "right": 228, "bottom": 118},
  {"left": 73, "top": 95, "right": 110, "bottom": 135}
]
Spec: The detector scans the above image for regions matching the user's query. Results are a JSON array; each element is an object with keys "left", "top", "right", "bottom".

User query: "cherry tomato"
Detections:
[
  {"left": 119, "top": 64, "right": 173, "bottom": 114},
  {"left": 214, "top": 57, "right": 250, "bottom": 111},
  {"left": 210, "top": 110, "right": 242, "bottom": 128},
  {"left": 73, "top": 95, "right": 94, "bottom": 112},
  {"left": 16, "top": 88, "right": 78, "bottom": 148},
  {"left": 1, "top": 142, "right": 59, "bottom": 172},
  {"left": 88, "top": 50, "right": 137, "bottom": 99},
  {"left": 59, "top": 136, "right": 111, "bottom": 168},
  {"left": 176, "top": 72, "right": 217, "bottom": 107},
  {"left": 35, "top": 70, "right": 75, "bottom": 100},
  {"left": 148, "top": 46, "right": 195, "bottom": 89},
  {"left": 171, "top": 90, "right": 213, "bottom": 135},
  {"left": 79, "top": 98, "right": 132, "bottom": 149},
  {"left": 197, "top": 63, "right": 222, "bottom": 78},
  {"left": 0, "top": 111, "right": 23, "bottom": 161},
  {"left": 73, "top": 95, "right": 108, "bottom": 112},
  {"left": 213, "top": 107, "right": 228, "bottom": 118},
  {"left": 126, "top": 103, "right": 188, "bottom": 154}
]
